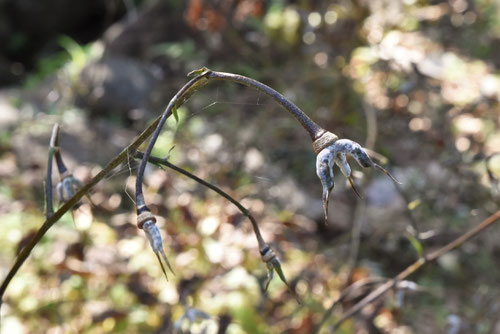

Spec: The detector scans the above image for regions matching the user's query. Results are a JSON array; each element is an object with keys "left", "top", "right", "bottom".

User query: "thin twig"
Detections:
[
  {"left": 206, "top": 71, "right": 324, "bottom": 140},
  {"left": 325, "top": 211, "right": 500, "bottom": 331},
  {"left": 52, "top": 124, "right": 68, "bottom": 176},
  {"left": 313, "top": 277, "right": 387, "bottom": 333},
  {"left": 135, "top": 152, "right": 301, "bottom": 302}
]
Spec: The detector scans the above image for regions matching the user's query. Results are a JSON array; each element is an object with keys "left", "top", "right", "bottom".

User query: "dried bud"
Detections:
[{"left": 56, "top": 174, "right": 83, "bottom": 205}]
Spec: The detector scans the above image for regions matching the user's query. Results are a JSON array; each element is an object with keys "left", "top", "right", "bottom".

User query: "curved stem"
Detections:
[
  {"left": 45, "top": 124, "right": 60, "bottom": 218},
  {"left": 134, "top": 151, "right": 266, "bottom": 248},
  {"left": 207, "top": 71, "right": 325, "bottom": 141},
  {"left": 135, "top": 71, "right": 212, "bottom": 212},
  {"left": 136, "top": 151, "right": 300, "bottom": 302}
]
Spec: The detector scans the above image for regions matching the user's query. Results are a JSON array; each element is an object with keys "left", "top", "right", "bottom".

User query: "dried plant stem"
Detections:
[
  {"left": 134, "top": 151, "right": 266, "bottom": 248},
  {"left": 45, "top": 124, "right": 60, "bottom": 218},
  {"left": 135, "top": 152, "right": 299, "bottom": 302},
  {"left": 0, "top": 114, "right": 166, "bottom": 302},
  {"left": 206, "top": 71, "right": 325, "bottom": 140},
  {"left": 320, "top": 210, "right": 500, "bottom": 332},
  {"left": 313, "top": 277, "right": 387, "bottom": 333}
]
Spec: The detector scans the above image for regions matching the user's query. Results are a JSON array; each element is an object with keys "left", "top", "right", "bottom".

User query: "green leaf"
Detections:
[
  {"left": 407, "top": 234, "right": 424, "bottom": 258},
  {"left": 187, "top": 66, "right": 209, "bottom": 77},
  {"left": 172, "top": 106, "right": 179, "bottom": 123},
  {"left": 407, "top": 199, "right": 421, "bottom": 211}
]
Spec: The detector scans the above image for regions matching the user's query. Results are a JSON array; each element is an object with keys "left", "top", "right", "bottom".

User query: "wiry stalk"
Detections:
[
  {"left": 133, "top": 68, "right": 330, "bottom": 298},
  {"left": 45, "top": 124, "right": 60, "bottom": 218},
  {"left": 135, "top": 70, "right": 213, "bottom": 212},
  {"left": 135, "top": 151, "right": 266, "bottom": 248},
  {"left": 135, "top": 151, "right": 299, "bottom": 301}
]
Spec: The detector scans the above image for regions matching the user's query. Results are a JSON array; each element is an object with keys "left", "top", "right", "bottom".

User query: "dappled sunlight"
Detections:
[{"left": 0, "top": 0, "right": 499, "bottom": 333}]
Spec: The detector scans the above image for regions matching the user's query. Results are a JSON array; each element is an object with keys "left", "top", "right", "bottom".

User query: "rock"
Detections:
[
  {"left": 76, "top": 55, "right": 160, "bottom": 117},
  {"left": 103, "top": 1, "right": 189, "bottom": 59}
]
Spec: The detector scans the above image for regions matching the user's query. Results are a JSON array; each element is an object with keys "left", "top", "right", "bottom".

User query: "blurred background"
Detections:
[{"left": 0, "top": 0, "right": 499, "bottom": 333}]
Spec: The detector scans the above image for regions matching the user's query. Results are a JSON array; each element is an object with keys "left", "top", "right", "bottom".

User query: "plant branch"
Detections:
[
  {"left": 323, "top": 210, "right": 500, "bottom": 332},
  {"left": 4, "top": 67, "right": 329, "bottom": 306},
  {"left": 0, "top": 114, "right": 166, "bottom": 302},
  {"left": 52, "top": 124, "right": 68, "bottom": 176}
]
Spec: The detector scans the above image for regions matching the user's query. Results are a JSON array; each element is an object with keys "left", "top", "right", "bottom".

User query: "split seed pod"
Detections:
[
  {"left": 316, "top": 139, "right": 401, "bottom": 224},
  {"left": 260, "top": 244, "right": 301, "bottom": 303},
  {"left": 137, "top": 210, "right": 175, "bottom": 280},
  {"left": 56, "top": 173, "right": 83, "bottom": 204}
]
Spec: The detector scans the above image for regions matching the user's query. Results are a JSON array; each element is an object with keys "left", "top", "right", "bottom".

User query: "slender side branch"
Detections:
[
  {"left": 324, "top": 211, "right": 500, "bottom": 332},
  {"left": 134, "top": 151, "right": 266, "bottom": 247},
  {"left": 0, "top": 114, "right": 166, "bottom": 302},
  {"left": 133, "top": 67, "right": 330, "bottom": 301},
  {"left": 135, "top": 70, "right": 212, "bottom": 212},
  {"left": 313, "top": 277, "right": 387, "bottom": 333},
  {"left": 52, "top": 124, "right": 68, "bottom": 177}
]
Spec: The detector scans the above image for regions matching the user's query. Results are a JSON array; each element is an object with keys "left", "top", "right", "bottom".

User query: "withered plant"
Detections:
[{"left": 1, "top": 68, "right": 499, "bottom": 331}]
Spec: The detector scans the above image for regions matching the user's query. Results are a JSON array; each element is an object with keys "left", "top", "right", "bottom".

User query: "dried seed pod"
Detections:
[
  {"left": 316, "top": 149, "right": 335, "bottom": 224},
  {"left": 316, "top": 139, "right": 401, "bottom": 223},
  {"left": 137, "top": 211, "right": 175, "bottom": 280},
  {"left": 56, "top": 174, "right": 83, "bottom": 205},
  {"left": 260, "top": 245, "right": 301, "bottom": 303},
  {"left": 334, "top": 152, "right": 362, "bottom": 199}
]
